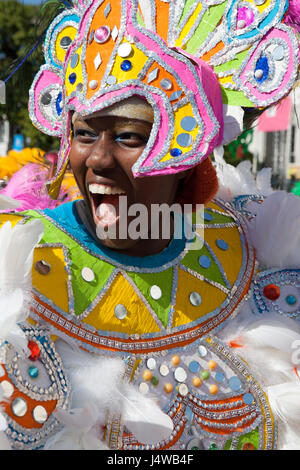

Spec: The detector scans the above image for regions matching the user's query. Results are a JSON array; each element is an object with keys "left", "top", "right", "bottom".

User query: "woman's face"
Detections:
[{"left": 69, "top": 107, "right": 184, "bottom": 255}]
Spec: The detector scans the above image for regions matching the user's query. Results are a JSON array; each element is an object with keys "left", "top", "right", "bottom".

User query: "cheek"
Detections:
[{"left": 69, "top": 143, "right": 88, "bottom": 191}]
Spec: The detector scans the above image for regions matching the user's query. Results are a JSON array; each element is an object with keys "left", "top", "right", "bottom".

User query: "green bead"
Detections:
[
  {"left": 209, "top": 443, "right": 218, "bottom": 450},
  {"left": 151, "top": 376, "right": 159, "bottom": 386},
  {"left": 201, "top": 370, "right": 210, "bottom": 380},
  {"left": 191, "top": 446, "right": 199, "bottom": 450}
]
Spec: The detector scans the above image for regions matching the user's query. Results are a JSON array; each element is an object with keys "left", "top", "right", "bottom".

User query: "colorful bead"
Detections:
[
  {"left": 28, "top": 341, "right": 40, "bottom": 361},
  {"left": 242, "top": 442, "right": 256, "bottom": 450},
  {"left": 35, "top": 260, "right": 51, "bottom": 275},
  {"left": 117, "top": 43, "right": 132, "bottom": 58},
  {"left": 181, "top": 116, "right": 197, "bottom": 132},
  {"left": 28, "top": 366, "right": 39, "bottom": 379},
  {"left": 229, "top": 376, "right": 242, "bottom": 391},
  {"left": 33, "top": 405, "right": 48, "bottom": 424},
  {"left": 189, "top": 292, "right": 202, "bottom": 306},
  {"left": 171, "top": 355, "right": 180, "bottom": 366},
  {"left": 120, "top": 60, "right": 132, "bottom": 71},
  {"left": 11, "top": 397, "right": 28, "bottom": 417},
  {"left": 201, "top": 370, "right": 210, "bottom": 380},
  {"left": 68, "top": 73, "right": 77, "bottom": 85},
  {"left": 143, "top": 370, "right": 152, "bottom": 381},
  {"left": 209, "top": 443, "right": 218, "bottom": 450},
  {"left": 208, "top": 360, "right": 217, "bottom": 370},
  {"left": 160, "top": 78, "right": 172, "bottom": 90},
  {"left": 170, "top": 148, "right": 182, "bottom": 157},
  {"left": 263, "top": 284, "right": 280, "bottom": 300},
  {"left": 114, "top": 304, "right": 127, "bottom": 320},
  {"left": 94, "top": 26, "right": 111, "bottom": 43},
  {"left": 189, "top": 361, "right": 200, "bottom": 373},
  {"left": 81, "top": 266, "right": 95, "bottom": 282},
  {"left": 216, "top": 239, "right": 228, "bottom": 250},
  {"left": 199, "top": 255, "right": 211, "bottom": 269},
  {"left": 285, "top": 295, "right": 297, "bottom": 305},
  {"left": 209, "top": 384, "right": 218, "bottom": 394},
  {"left": 164, "top": 383, "right": 173, "bottom": 394},
  {"left": 151, "top": 376, "right": 159, "bottom": 386},
  {"left": 174, "top": 367, "right": 187, "bottom": 383},
  {"left": 192, "top": 377, "right": 202, "bottom": 387}
]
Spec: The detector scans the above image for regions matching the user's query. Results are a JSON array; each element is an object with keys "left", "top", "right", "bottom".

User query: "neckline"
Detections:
[{"left": 42, "top": 200, "right": 188, "bottom": 271}]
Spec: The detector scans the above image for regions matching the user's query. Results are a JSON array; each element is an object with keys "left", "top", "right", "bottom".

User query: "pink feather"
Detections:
[
  {"left": 284, "top": 0, "right": 300, "bottom": 33},
  {"left": 0, "top": 163, "right": 71, "bottom": 212}
]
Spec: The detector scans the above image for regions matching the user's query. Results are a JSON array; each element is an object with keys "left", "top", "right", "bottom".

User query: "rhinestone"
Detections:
[
  {"left": 56, "top": 92, "right": 63, "bottom": 116},
  {"left": 28, "top": 366, "right": 39, "bottom": 379},
  {"left": 146, "top": 358, "right": 156, "bottom": 370},
  {"left": 189, "top": 361, "right": 200, "bottom": 373},
  {"left": 215, "top": 372, "right": 225, "bottom": 383},
  {"left": 111, "top": 25, "right": 119, "bottom": 41},
  {"left": 40, "top": 92, "right": 52, "bottom": 106},
  {"left": 189, "top": 292, "right": 202, "bottom": 306},
  {"left": 178, "top": 383, "right": 189, "bottom": 396},
  {"left": 181, "top": 116, "right": 197, "bottom": 132},
  {"left": 164, "top": 383, "right": 173, "bottom": 394},
  {"left": 11, "top": 397, "right": 27, "bottom": 417},
  {"left": 117, "top": 42, "right": 132, "bottom": 58},
  {"left": 143, "top": 370, "right": 152, "bottom": 381},
  {"left": 237, "top": 19, "right": 246, "bottom": 29},
  {"left": 273, "top": 45, "right": 284, "bottom": 61},
  {"left": 263, "top": 284, "right": 280, "bottom": 300},
  {"left": 33, "top": 405, "right": 48, "bottom": 424},
  {"left": 198, "top": 345, "right": 207, "bottom": 357},
  {"left": 160, "top": 78, "right": 172, "bottom": 90},
  {"left": 192, "top": 377, "right": 202, "bottom": 387},
  {"left": 104, "top": 2, "right": 111, "bottom": 17},
  {"left": 151, "top": 376, "right": 159, "bottom": 386},
  {"left": 229, "top": 376, "right": 242, "bottom": 391},
  {"left": 139, "top": 382, "right": 149, "bottom": 394},
  {"left": 35, "top": 260, "right": 51, "bottom": 275},
  {"left": 203, "top": 211, "right": 213, "bottom": 221},
  {"left": 94, "top": 52, "right": 102, "bottom": 70},
  {"left": 169, "top": 90, "right": 182, "bottom": 101},
  {"left": 216, "top": 239, "right": 228, "bottom": 250},
  {"left": 243, "top": 393, "right": 254, "bottom": 405},
  {"left": 254, "top": 69, "right": 264, "bottom": 80},
  {"left": 106, "top": 75, "right": 117, "bottom": 85},
  {"left": 1, "top": 380, "right": 14, "bottom": 398},
  {"left": 28, "top": 341, "right": 40, "bottom": 361},
  {"left": 94, "top": 26, "right": 111, "bottom": 44},
  {"left": 159, "top": 364, "right": 169, "bottom": 376},
  {"left": 174, "top": 367, "right": 187, "bottom": 383},
  {"left": 68, "top": 73, "right": 77, "bottom": 85},
  {"left": 81, "top": 267, "right": 95, "bottom": 282},
  {"left": 285, "top": 295, "right": 297, "bottom": 305},
  {"left": 89, "top": 80, "right": 98, "bottom": 90},
  {"left": 176, "top": 133, "right": 193, "bottom": 148},
  {"left": 120, "top": 60, "right": 132, "bottom": 71},
  {"left": 60, "top": 36, "right": 72, "bottom": 49},
  {"left": 147, "top": 67, "right": 159, "bottom": 84},
  {"left": 201, "top": 370, "right": 210, "bottom": 380},
  {"left": 199, "top": 255, "right": 211, "bottom": 269},
  {"left": 70, "top": 53, "right": 79, "bottom": 69},
  {"left": 150, "top": 285, "right": 162, "bottom": 300},
  {"left": 114, "top": 304, "right": 127, "bottom": 320},
  {"left": 170, "top": 148, "right": 182, "bottom": 157}
]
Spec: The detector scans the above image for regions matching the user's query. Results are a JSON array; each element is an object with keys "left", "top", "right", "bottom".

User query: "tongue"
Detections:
[{"left": 96, "top": 194, "right": 120, "bottom": 226}]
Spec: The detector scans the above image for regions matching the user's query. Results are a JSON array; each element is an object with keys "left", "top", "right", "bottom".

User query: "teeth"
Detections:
[{"left": 89, "top": 183, "right": 125, "bottom": 195}]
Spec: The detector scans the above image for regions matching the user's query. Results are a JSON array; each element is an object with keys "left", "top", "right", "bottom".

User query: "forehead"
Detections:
[{"left": 72, "top": 96, "right": 154, "bottom": 126}]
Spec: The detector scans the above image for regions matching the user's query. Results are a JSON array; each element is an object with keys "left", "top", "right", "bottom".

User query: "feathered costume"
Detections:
[{"left": 0, "top": 0, "right": 300, "bottom": 450}]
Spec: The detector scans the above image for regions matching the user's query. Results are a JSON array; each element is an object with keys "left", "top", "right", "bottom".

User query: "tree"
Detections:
[{"left": 0, "top": 0, "right": 62, "bottom": 151}]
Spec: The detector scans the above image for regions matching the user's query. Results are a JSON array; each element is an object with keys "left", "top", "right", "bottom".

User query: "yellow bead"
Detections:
[
  {"left": 143, "top": 370, "right": 152, "bottom": 381},
  {"left": 209, "top": 384, "right": 218, "bottom": 395},
  {"left": 208, "top": 360, "right": 217, "bottom": 370},
  {"left": 192, "top": 377, "right": 202, "bottom": 387},
  {"left": 171, "top": 355, "right": 180, "bottom": 366},
  {"left": 164, "top": 383, "right": 173, "bottom": 394}
]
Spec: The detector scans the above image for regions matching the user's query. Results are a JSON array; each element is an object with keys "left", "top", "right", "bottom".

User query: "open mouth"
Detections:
[{"left": 88, "top": 183, "right": 126, "bottom": 228}]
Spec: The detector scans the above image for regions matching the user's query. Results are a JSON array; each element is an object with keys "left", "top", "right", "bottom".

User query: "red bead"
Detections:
[
  {"left": 263, "top": 284, "right": 280, "bottom": 300},
  {"left": 242, "top": 442, "right": 256, "bottom": 450},
  {"left": 28, "top": 341, "right": 40, "bottom": 361}
]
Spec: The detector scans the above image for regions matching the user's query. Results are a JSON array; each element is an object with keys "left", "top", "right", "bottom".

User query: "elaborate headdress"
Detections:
[{"left": 29, "top": 0, "right": 300, "bottom": 198}]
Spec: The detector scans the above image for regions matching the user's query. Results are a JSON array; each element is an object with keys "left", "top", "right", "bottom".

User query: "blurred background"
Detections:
[{"left": 0, "top": 0, "right": 299, "bottom": 198}]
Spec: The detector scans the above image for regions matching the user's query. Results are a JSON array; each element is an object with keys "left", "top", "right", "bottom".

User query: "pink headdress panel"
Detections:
[{"left": 29, "top": 0, "right": 300, "bottom": 197}]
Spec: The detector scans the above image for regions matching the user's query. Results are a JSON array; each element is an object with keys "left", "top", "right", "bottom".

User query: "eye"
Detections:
[
  {"left": 73, "top": 128, "right": 98, "bottom": 142},
  {"left": 115, "top": 132, "right": 148, "bottom": 148}
]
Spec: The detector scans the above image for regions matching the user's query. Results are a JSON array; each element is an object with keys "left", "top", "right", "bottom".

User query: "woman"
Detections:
[{"left": 0, "top": 0, "right": 300, "bottom": 451}]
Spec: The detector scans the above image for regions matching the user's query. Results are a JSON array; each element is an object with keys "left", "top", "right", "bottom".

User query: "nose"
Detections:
[{"left": 85, "top": 133, "right": 116, "bottom": 171}]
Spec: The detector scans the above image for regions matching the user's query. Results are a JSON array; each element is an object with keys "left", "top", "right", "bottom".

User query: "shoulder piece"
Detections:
[
  {"left": 27, "top": 199, "right": 256, "bottom": 356},
  {"left": 0, "top": 325, "right": 70, "bottom": 449}
]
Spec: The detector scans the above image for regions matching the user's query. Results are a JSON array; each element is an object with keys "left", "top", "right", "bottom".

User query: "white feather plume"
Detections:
[
  {"left": 49, "top": 340, "right": 173, "bottom": 449},
  {"left": 213, "top": 145, "right": 273, "bottom": 201},
  {"left": 0, "top": 220, "right": 44, "bottom": 353},
  {"left": 248, "top": 191, "right": 300, "bottom": 268},
  {"left": 0, "top": 195, "right": 20, "bottom": 211},
  {"left": 222, "top": 105, "right": 244, "bottom": 146}
]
